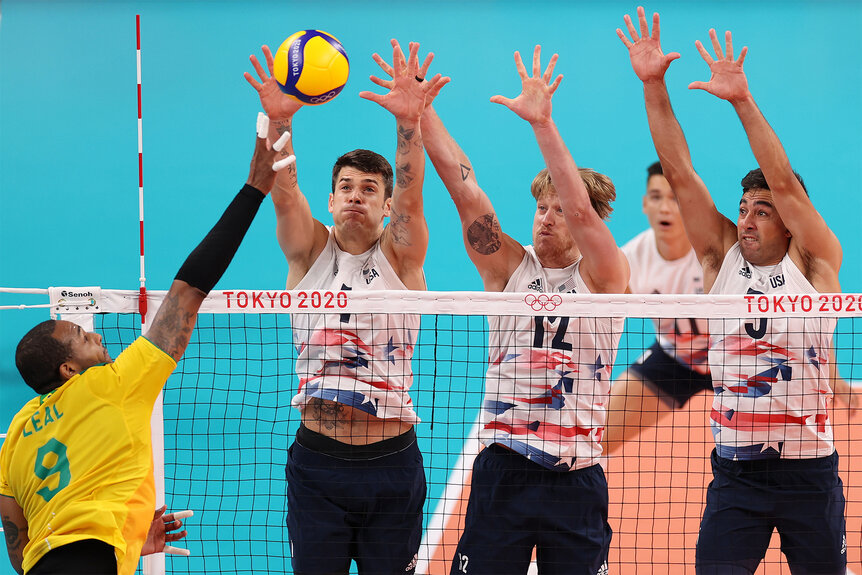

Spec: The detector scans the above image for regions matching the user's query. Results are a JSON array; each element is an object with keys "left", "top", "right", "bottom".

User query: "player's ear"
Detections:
[
  {"left": 383, "top": 196, "right": 392, "bottom": 218},
  {"left": 642, "top": 195, "right": 648, "bottom": 213},
  {"left": 328, "top": 193, "right": 335, "bottom": 214},
  {"left": 58, "top": 361, "right": 77, "bottom": 382}
]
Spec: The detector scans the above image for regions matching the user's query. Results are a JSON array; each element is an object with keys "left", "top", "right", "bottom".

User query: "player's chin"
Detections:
[{"left": 738, "top": 241, "right": 759, "bottom": 261}]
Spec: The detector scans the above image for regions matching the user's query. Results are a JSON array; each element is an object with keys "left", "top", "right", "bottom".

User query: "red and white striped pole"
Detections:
[
  {"left": 136, "top": 14, "right": 148, "bottom": 325},
  {"left": 138, "top": 14, "right": 168, "bottom": 575}
]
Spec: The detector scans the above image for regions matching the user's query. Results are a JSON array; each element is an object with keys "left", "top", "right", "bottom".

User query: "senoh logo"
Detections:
[
  {"left": 525, "top": 293, "right": 562, "bottom": 312},
  {"left": 60, "top": 290, "right": 94, "bottom": 298}
]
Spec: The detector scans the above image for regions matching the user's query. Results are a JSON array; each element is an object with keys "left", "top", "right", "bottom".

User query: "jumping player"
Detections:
[
  {"left": 604, "top": 162, "right": 854, "bottom": 455},
  {"left": 620, "top": 8, "right": 846, "bottom": 573},
  {"left": 407, "top": 46, "right": 628, "bottom": 574},
  {"left": 604, "top": 161, "right": 710, "bottom": 454},
  {"left": 0, "top": 124, "right": 289, "bottom": 575},
  {"left": 245, "top": 40, "right": 447, "bottom": 574}
]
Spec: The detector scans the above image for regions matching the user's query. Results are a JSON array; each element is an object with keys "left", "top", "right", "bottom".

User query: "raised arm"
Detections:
[
  {"left": 369, "top": 44, "right": 524, "bottom": 291},
  {"left": 358, "top": 40, "right": 448, "bottom": 287},
  {"left": 618, "top": 8, "right": 736, "bottom": 280},
  {"left": 146, "top": 130, "right": 285, "bottom": 360},
  {"left": 688, "top": 29, "right": 842, "bottom": 287},
  {"left": 490, "top": 46, "right": 628, "bottom": 294},
  {"left": 245, "top": 45, "right": 329, "bottom": 286}
]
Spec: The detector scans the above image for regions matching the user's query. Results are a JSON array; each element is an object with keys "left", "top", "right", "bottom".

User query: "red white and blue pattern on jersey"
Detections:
[
  {"left": 291, "top": 231, "right": 420, "bottom": 424},
  {"left": 708, "top": 244, "right": 836, "bottom": 460},
  {"left": 481, "top": 248, "right": 623, "bottom": 471}
]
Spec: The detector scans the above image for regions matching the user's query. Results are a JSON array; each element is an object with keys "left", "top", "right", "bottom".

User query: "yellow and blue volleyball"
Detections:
[{"left": 273, "top": 30, "right": 349, "bottom": 106}]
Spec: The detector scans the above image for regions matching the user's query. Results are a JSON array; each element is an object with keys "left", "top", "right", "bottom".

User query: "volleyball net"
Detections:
[{"left": 4, "top": 287, "right": 862, "bottom": 574}]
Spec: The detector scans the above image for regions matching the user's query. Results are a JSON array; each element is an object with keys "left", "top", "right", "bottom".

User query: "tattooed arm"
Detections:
[
  {"left": 1, "top": 495, "right": 27, "bottom": 575},
  {"left": 360, "top": 40, "right": 449, "bottom": 290},
  {"left": 245, "top": 45, "right": 329, "bottom": 289},
  {"left": 380, "top": 114, "right": 429, "bottom": 290},
  {"left": 144, "top": 281, "right": 205, "bottom": 362},
  {"left": 422, "top": 104, "right": 525, "bottom": 292},
  {"left": 146, "top": 131, "right": 282, "bottom": 361}
]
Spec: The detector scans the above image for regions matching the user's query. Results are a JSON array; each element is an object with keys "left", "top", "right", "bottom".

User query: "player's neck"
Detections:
[
  {"left": 536, "top": 245, "right": 580, "bottom": 269},
  {"left": 655, "top": 232, "right": 691, "bottom": 262},
  {"left": 333, "top": 226, "right": 380, "bottom": 256}
]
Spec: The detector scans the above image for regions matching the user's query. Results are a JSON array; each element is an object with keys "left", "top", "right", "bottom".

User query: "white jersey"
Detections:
[
  {"left": 291, "top": 229, "right": 420, "bottom": 424},
  {"left": 622, "top": 228, "right": 710, "bottom": 374},
  {"left": 708, "top": 243, "right": 836, "bottom": 460},
  {"left": 482, "top": 247, "right": 624, "bottom": 471}
]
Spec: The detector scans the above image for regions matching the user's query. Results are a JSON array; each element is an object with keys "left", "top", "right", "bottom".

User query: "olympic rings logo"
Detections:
[
  {"left": 308, "top": 91, "right": 338, "bottom": 104},
  {"left": 524, "top": 293, "right": 562, "bottom": 311}
]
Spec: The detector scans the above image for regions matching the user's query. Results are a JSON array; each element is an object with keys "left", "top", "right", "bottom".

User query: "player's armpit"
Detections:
[{"left": 1, "top": 495, "right": 28, "bottom": 575}]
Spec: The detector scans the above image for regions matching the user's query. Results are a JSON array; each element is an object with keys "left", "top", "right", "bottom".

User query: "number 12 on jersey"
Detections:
[{"left": 533, "top": 316, "right": 572, "bottom": 351}]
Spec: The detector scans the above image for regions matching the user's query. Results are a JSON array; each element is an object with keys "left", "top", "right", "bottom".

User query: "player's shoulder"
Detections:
[
  {"left": 3, "top": 395, "right": 44, "bottom": 438},
  {"left": 621, "top": 228, "right": 653, "bottom": 254},
  {"left": 109, "top": 337, "right": 176, "bottom": 379}
]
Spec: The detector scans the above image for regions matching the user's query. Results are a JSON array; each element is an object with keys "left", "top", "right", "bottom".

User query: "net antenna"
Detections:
[
  {"left": 136, "top": 13, "right": 148, "bottom": 326},
  {"left": 136, "top": 14, "right": 174, "bottom": 575}
]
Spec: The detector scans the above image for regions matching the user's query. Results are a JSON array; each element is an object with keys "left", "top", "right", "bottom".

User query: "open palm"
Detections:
[
  {"left": 490, "top": 45, "right": 561, "bottom": 126},
  {"left": 245, "top": 45, "right": 303, "bottom": 120},
  {"left": 617, "top": 8, "right": 680, "bottom": 83},
  {"left": 688, "top": 29, "right": 750, "bottom": 103}
]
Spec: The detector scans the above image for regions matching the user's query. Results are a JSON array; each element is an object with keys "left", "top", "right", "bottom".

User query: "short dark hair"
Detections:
[
  {"left": 741, "top": 167, "right": 808, "bottom": 197},
  {"left": 647, "top": 161, "right": 663, "bottom": 182},
  {"left": 331, "top": 149, "right": 394, "bottom": 200},
  {"left": 15, "top": 320, "right": 70, "bottom": 394}
]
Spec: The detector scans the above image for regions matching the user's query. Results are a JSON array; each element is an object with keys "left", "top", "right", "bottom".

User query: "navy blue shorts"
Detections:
[
  {"left": 696, "top": 449, "right": 846, "bottom": 574},
  {"left": 286, "top": 427, "right": 426, "bottom": 575},
  {"left": 29, "top": 539, "right": 116, "bottom": 575},
  {"left": 630, "top": 341, "right": 713, "bottom": 408},
  {"left": 450, "top": 444, "right": 611, "bottom": 575}
]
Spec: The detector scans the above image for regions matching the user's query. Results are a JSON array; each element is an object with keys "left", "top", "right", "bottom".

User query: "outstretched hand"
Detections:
[
  {"left": 361, "top": 39, "right": 449, "bottom": 120},
  {"left": 141, "top": 506, "right": 191, "bottom": 556},
  {"left": 617, "top": 6, "right": 680, "bottom": 83},
  {"left": 688, "top": 29, "right": 750, "bottom": 103},
  {"left": 489, "top": 45, "right": 562, "bottom": 126},
  {"left": 245, "top": 45, "right": 304, "bottom": 121},
  {"left": 247, "top": 114, "right": 294, "bottom": 193}
]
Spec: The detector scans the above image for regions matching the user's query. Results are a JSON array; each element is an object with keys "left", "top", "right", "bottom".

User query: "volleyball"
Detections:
[{"left": 273, "top": 30, "right": 349, "bottom": 106}]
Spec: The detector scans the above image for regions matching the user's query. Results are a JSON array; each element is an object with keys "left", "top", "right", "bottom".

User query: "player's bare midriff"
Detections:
[{"left": 301, "top": 397, "right": 413, "bottom": 444}]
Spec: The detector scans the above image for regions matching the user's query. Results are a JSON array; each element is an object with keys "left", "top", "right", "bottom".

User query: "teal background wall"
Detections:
[{"left": 1, "top": 1, "right": 860, "bottom": 572}]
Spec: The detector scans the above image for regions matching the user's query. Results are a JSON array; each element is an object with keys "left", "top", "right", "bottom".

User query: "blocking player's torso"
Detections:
[
  {"left": 707, "top": 243, "right": 836, "bottom": 460},
  {"left": 482, "top": 247, "right": 624, "bottom": 471},
  {"left": 291, "top": 229, "right": 421, "bottom": 433}
]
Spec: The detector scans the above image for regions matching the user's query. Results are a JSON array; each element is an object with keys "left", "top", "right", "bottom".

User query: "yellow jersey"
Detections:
[{"left": 0, "top": 336, "right": 176, "bottom": 575}]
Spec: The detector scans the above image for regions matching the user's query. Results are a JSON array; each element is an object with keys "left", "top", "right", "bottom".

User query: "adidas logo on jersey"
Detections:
[
  {"left": 739, "top": 265, "right": 752, "bottom": 279},
  {"left": 596, "top": 560, "right": 609, "bottom": 575},
  {"left": 527, "top": 278, "right": 543, "bottom": 291}
]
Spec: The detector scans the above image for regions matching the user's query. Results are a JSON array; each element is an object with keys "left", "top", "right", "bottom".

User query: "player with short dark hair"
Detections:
[
  {"left": 619, "top": 8, "right": 846, "bottom": 573},
  {"left": 0, "top": 125, "right": 289, "bottom": 575},
  {"left": 246, "top": 40, "right": 448, "bottom": 574},
  {"left": 412, "top": 45, "right": 628, "bottom": 575},
  {"left": 603, "top": 160, "right": 711, "bottom": 455}
]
